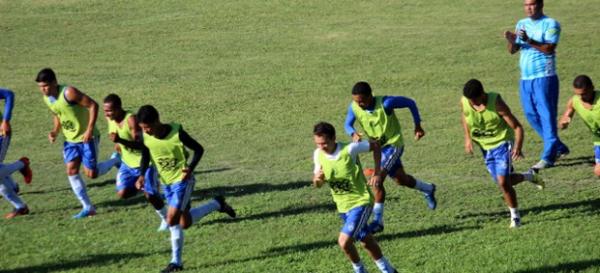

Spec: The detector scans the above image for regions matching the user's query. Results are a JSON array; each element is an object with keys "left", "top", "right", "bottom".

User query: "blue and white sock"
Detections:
[
  {"left": 0, "top": 160, "right": 24, "bottom": 178},
  {"left": 156, "top": 207, "right": 167, "bottom": 221},
  {"left": 375, "top": 256, "right": 396, "bottom": 273},
  {"left": 352, "top": 261, "right": 368, "bottom": 273},
  {"left": 509, "top": 207, "right": 520, "bottom": 220},
  {"left": 169, "top": 225, "right": 184, "bottom": 266},
  {"left": 190, "top": 199, "right": 220, "bottom": 224},
  {"left": 96, "top": 157, "right": 120, "bottom": 176},
  {"left": 373, "top": 203, "right": 384, "bottom": 224},
  {"left": 68, "top": 174, "right": 93, "bottom": 210},
  {"left": 414, "top": 179, "right": 434, "bottom": 194},
  {"left": 521, "top": 171, "right": 533, "bottom": 181},
  {"left": 0, "top": 177, "right": 26, "bottom": 209}
]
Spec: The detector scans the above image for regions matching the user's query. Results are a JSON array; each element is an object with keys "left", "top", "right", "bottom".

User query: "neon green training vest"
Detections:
[
  {"left": 461, "top": 92, "right": 514, "bottom": 150},
  {"left": 318, "top": 142, "right": 373, "bottom": 213},
  {"left": 351, "top": 96, "right": 404, "bottom": 148},
  {"left": 43, "top": 85, "right": 99, "bottom": 142},
  {"left": 108, "top": 111, "right": 142, "bottom": 168},
  {"left": 572, "top": 91, "right": 600, "bottom": 145},
  {"left": 143, "top": 123, "right": 187, "bottom": 185}
]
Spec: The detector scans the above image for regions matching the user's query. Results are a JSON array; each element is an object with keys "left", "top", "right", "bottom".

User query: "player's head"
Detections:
[
  {"left": 137, "top": 105, "right": 161, "bottom": 135},
  {"left": 463, "top": 79, "right": 485, "bottom": 101},
  {"left": 573, "top": 75, "right": 594, "bottom": 96},
  {"left": 352, "top": 81, "right": 374, "bottom": 109},
  {"left": 524, "top": 0, "right": 543, "bottom": 19},
  {"left": 103, "top": 93, "right": 123, "bottom": 121},
  {"left": 35, "top": 68, "right": 58, "bottom": 96},
  {"left": 313, "top": 122, "right": 336, "bottom": 154}
]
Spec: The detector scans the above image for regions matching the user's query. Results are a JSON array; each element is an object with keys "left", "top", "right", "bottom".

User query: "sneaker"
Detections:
[
  {"left": 157, "top": 220, "right": 169, "bottom": 232},
  {"left": 555, "top": 146, "right": 570, "bottom": 160},
  {"left": 161, "top": 263, "right": 183, "bottom": 273},
  {"left": 73, "top": 207, "right": 97, "bottom": 219},
  {"left": 423, "top": 184, "right": 437, "bottom": 210},
  {"left": 5, "top": 206, "right": 29, "bottom": 219},
  {"left": 530, "top": 171, "right": 545, "bottom": 190},
  {"left": 18, "top": 157, "right": 32, "bottom": 184},
  {"left": 531, "top": 160, "right": 553, "bottom": 170},
  {"left": 214, "top": 195, "right": 236, "bottom": 218},
  {"left": 368, "top": 221, "right": 384, "bottom": 234},
  {"left": 363, "top": 168, "right": 375, "bottom": 177},
  {"left": 110, "top": 152, "right": 122, "bottom": 169},
  {"left": 510, "top": 217, "right": 521, "bottom": 228}
]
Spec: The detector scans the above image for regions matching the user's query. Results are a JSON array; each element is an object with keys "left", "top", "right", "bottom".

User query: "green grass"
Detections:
[{"left": 1, "top": 0, "right": 600, "bottom": 272}]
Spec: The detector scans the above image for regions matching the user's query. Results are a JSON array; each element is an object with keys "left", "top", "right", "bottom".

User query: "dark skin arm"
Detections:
[
  {"left": 504, "top": 30, "right": 557, "bottom": 55},
  {"left": 64, "top": 87, "right": 98, "bottom": 142},
  {"left": 496, "top": 95, "right": 524, "bottom": 160},
  {"left": 179, "top": 128, "right": 204, "bottom": 179},
  {"left": 109, "top": 115, "right": 144, "bottom": 150}
]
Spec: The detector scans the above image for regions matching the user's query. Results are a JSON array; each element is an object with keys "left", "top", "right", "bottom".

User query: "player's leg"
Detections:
[
  {"left": 489, "top": 143, "right": 520, "bottom": 228},
  {"left": 593, "top": 146, "right": 600, "bottom": 178},
  {"left": 64, "top": 142, "right": 96, "bottom": 218},
  {"left": 115, "top": 163, "right": 139, "bottom": 199},
  {"left": 82, "top": 138, "right": 120, "bottom": 179},
  {"left": 532, "top": 76, "right": 563, "bottom": 167},
  {"left": 339, "top": 206, "right": 372, "bottom": 273},
  {"left": 0, "top": 135, "right": 18, "bottom": 192},
  {"left": 179, "top": 178, "right": 236, "bottom": 229},
  {"left": 162, "top": 183, "right": 185, "bottom": 272},
  {"left": 0, "top": 157, "right": 31, "bottom": 183},
  {"left": 1, "top": 176, "right": 29, "bottom": 219},
  {"left": 361, "top": 234, "right": 397, "bottom": 273},
  {"left": 143, "top": 166, "right": 168, "bottom": 231}
]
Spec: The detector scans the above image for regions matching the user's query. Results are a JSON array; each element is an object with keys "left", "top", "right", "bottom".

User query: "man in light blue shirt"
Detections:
[{"left": 504, "top": 0, "right": 569, "bottom": 170}]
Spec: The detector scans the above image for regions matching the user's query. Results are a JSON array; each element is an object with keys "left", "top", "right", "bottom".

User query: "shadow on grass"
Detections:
[
  {"left": 192, "top": 180, "right": 310, "bottom": 198},
  {"left": 193, "top": 167, "right": 233, "bottom": 175},
  {"left": 96, "top": 194, "right": 148, "bottom": 208},
  {"left": 456, "top": 198, "right": 600, "bottom": 220},
  {"left": 514, "top": 259, "right": 600, "bottom": 273},
  {"left": 0, "top": 252, "right": 145, "bottom": 273},
  {"left": 88, "top": 179, "right": 116, "bottom": 189},
  {"left": 553, "top": 156, "right": 594, "bottom": 167},
  {"left": 18, "top": 179, "right": 114, "bottom": 196},
  {"left": 202, "top": 202, "right": 335, "bottom": 225}
]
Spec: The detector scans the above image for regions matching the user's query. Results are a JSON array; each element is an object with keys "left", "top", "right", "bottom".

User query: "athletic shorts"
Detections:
[
  {"left": 163, "top": 177, "right": 196, "bottom": 211},
  {"left": 0, "top": 135, "right": 10, "bottom": 162},
  {"left": 594, "top": 145, "right": 600, "bottom": 164},
  {"left": 339, "top": 205, "right": 372, "bottom": 242},
  {"left": 63, "top": 139, "right": 99, "bottom": 170},
  {"left": 381, "top": 145, "right": 404, "bottom": 178},
  {"left": 116, "top": 164, "right": 160, "bottom": 196},
  {"left": 481, "top": 142, "right": 513, "bottom": 183}
]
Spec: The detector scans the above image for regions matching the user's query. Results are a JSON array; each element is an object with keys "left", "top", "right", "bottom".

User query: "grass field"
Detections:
[{"left": 1, "top": 0, "right": 600, "bottom": 272}]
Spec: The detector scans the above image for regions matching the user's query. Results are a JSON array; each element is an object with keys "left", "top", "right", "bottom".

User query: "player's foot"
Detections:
[
  {"left": 510, "top": 217, "right": 521, "bottom": 228},
  {"left": 368, "top": 221, "right": 384, "bottom": 234},
  {"left": 529, "top": 170, "right": 545, "bottom": 190},
  {"left": 13, "top": 183, "right": 20, "bottom": 194},
  {"left": 18, "top": 157, "right": 32, "bottom": 184},
  {"left": 160, "top": 263, "right": 183, "bottom": 273},
  {"left": 531, "top": 160, "right": 553, "bottom": 171},
  {"left": 73, "top": 207, "right": 97, "bottom": 219},
  {"left": 214, "top": 195, "right": 236, "bottom": 218},
  {"left": 555, "top": 146, "right": 570, "bottom": 160},
  {"left": 363, "top": 168, "right": 375, "bottom": 177},
  {"left": 110, "top": 152, "right": 122, "bottom": 169},
  {"left": 157, "top": 220, "right": 169, "bottom": 232},
  {"left": 5, "top": 206, "right": 29, "bottom": 219},
  {"left": 423, "top": 184, "right": 437, "bottom": 210}
]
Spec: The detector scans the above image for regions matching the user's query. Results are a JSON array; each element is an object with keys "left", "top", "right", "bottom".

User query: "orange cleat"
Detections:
[
  {"left": 19, "top": 157, "right": 32, "bottom": 184},
  {"left": 363, "top": 168, "right": 375, "bottom": 177},
  {"left": 5, "top": 207, "right": 29, "bottom": 219}
]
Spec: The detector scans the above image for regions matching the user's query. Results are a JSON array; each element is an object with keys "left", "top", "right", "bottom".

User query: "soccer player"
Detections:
[
  {"left": 558, "top": 75, "right": 600, "bottom": 177},
  {"left": 344, "top": 81, "right": 436, "bottom": 233},
  {"left": 36, "top": 68, "right": 121, "bottom": 219},
  {"left": 103, "top": 94, "right": 167, "bottom": 231},
  {"left": 504, "top": 0, "right": 569, "bottom": 170},
  {"left": 461, "top": 79, "right": 545, "bottom": 228},
  {"left": 134, "top": 105, "right": 236, "bottom": 273},
  {"left": 0, "top": 87, "right": 20, "bottom": 193},
  {"left": 0, "top": 158, "right": 32, "bottom": 219},
  {"left": 312, "top": 122, "right": 398, "bottom": 273}
]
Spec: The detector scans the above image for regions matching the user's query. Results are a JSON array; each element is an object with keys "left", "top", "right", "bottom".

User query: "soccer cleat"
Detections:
[
  {"left": 555, "top": 146, "right": 570, "bottom": 160},
  {"left": 530, "top": 171, "right": 545, "bottom": 190},
  {"left": 368, "top": 221, "right": 384, "bottom": 234},
  {"left": 531, "top": 160, "right": 553, "bottom": 171},
  {"left": 19, "top": 157, "right": 32, "bottom": 184},
  {"left": 510, "top": 217, "right": 521, "bottom": 228},
  {"left": 110, "top": 152, "right": 122, "bottom": 169},
  {"left": 72, "top": 207, "right": 97, "bottom": 219},
  {"left": 214, "top": 195, "right": 236, "bottom": 218},
  {"left": 363, "top": 168, "right": 375, "bottom": 177},
  {"left": 160, "top": 263, "right": 183, "bottom": 273},
  {"left": 5, "top": 206, "right": 29, "bottom": 219},
  {"left": 423, "top": 183, "right": 437, "bottom": 210},
  {"left": 157, "top": 220, "right": 169, "bottom": 232}
]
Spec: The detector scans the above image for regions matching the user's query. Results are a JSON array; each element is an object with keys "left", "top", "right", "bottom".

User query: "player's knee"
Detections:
[
  {"left": 594, "top": 166, "right": 600, "bottom": 177},
  {"left": 338, "top": 234, "right": 353, "bottom": 250},
  {"left": 116, "top": 190, "right": 127, "bottom": 199}
]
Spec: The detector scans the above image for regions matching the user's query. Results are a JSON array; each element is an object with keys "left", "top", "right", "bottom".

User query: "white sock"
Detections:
[
  {"left": 96, "top": 157, "right": 119, "bottom": 176},
  {"left": 0, "top": 177, "right": 26, "bottom": 209},
  {"left": 190, "top": 199, "right": 220, "bottom": 224},
  {"left": 155, "top": 207, "right": 167, "bottom": 221},
  {"left": 169, "top": 225, "right": 184, "bottom": 266},
  {"left": 0, "top": 160, "right": 24, "bottom": 178},
  {"left": 521, "top": 172, "right": 533, "bottom": 181},
  {"left": 414, "top": 179, "right": 433, "bottom": 193},
  {"left": 352, "top": 261, "right": 368, "bottom": 273},
  {"left": 509, "top": 207, "right": 520, "bottom": 219},
  {"left": 375, "top": 256, "right": 396, "bottom": 273},
  {"left": 373, "top": 203, "right": 384, "bottom": 224},
  {"left": 68, "top": 174, "right": 93, "bottom": 210}
]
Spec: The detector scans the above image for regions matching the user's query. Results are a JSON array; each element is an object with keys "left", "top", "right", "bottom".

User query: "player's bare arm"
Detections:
[
  {"left": 559, "top": 98, "right": 575, "bottom": 130},
  {"left": 368, "top": 141, "right": 383, "bottom": 187},
  {"left": 517, "top": 30, "right": 557, "bottom": 54},
  {"left": 460, "top": 102, "right": 473, "bottom": 155},
  {"left": 497, "top": 96, "right": 524, "bottom": 160},
  {"left": 504, "top": 30, "right": 520, "bottom": 54},
  {"left": 49, "top": 114, "right": 61, "bottom": 143},
  {"left": 65, "top": 87, "right": 98, "bottom": 142}
]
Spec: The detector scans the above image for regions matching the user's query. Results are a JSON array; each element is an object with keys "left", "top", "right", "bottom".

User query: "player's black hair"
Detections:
[
  {"left": 103, "top": 93, "right": 122, "bottom": 109},
  {"left": 573, "top": 75, "right": 594, "bottom": 90},
  {"left": 313, "top": 122, "right": 336, "bottom": 140},
  {"left": 536, "top": 0, "right": 544, "bottom": 6},
  {"left": 137, "top": 105, "right": 160, "bottom": 124},
  {"left": 463, "top": 79, "right": 484, "bottom": 99},
  {"left": 35, "top": 68, "right": 56, "bottom": 83},
  {"left": 352, "top": 81, "right": 372, "bottom": 96}
]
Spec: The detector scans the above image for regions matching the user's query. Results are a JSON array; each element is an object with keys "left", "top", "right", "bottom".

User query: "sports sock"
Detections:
[
  {"left": 0, "top": 160, "right": 24, "bottom": 178},
  {"left": 190, "top": 199, "right": 220, "bottom": 224},
  {"left": 169, "top": 225, "right": 184, "bottom": 266},
  {"left": 68, "top": 174, "right": 93, "bottom": 210},
  {"left": 375, "top": 256, "right": 395, "bottom": 273},
  {"left": 96, "top": 157, "right": 119, "bottom": 176},
  {"left": 509, "top": 207, "right": 520, "bottom": 219},
  {"left": 414, "top": 179, "right": 434, "bottom": 193},
  {"left": 521, "top": 172, "right": 533, "bottom": 181},
  {"left": 352, "top": 261, "right": 368, "bottom": 273},
  {"left": 156, "top": 207, "right": 167, "bottom": 221},
  {"left": 0, "top": 177, "right": 26, "bottom": 209},
  {"left": 373, "top": 203, "right": 384, "bottom": 224}
]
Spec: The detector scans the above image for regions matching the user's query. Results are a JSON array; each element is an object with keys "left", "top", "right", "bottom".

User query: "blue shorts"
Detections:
[
  {"left": 163, "top": 178, "right": 195, "bottom": 211},
  {"left": 0, "top": 135, "right": 10, "bottom": 162},
  {"left": 594, "top": 146, "right": 600, "bottom": 164},
  {"left": 381, "top": 145, "right": 404, "bottom": 178},
  {"left": 63, "top": 139, "right": 99, "bottom": 170},
  {"left": 339, "top": 205, "right": 372, "bottom": 242},
  {"left": 116, "top": 164, "right": 160, "bottom": 196},
  {"left": 481, "top": 142, "right": 513, "bottom": 183}
]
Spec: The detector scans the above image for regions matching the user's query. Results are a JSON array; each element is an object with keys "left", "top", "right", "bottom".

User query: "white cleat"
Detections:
[
  {"left": 157, "top": 220, "right": 168, "bottom": 232},
  {"left": 510, "top": 218, "right": 521, "bottom": 228}
]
